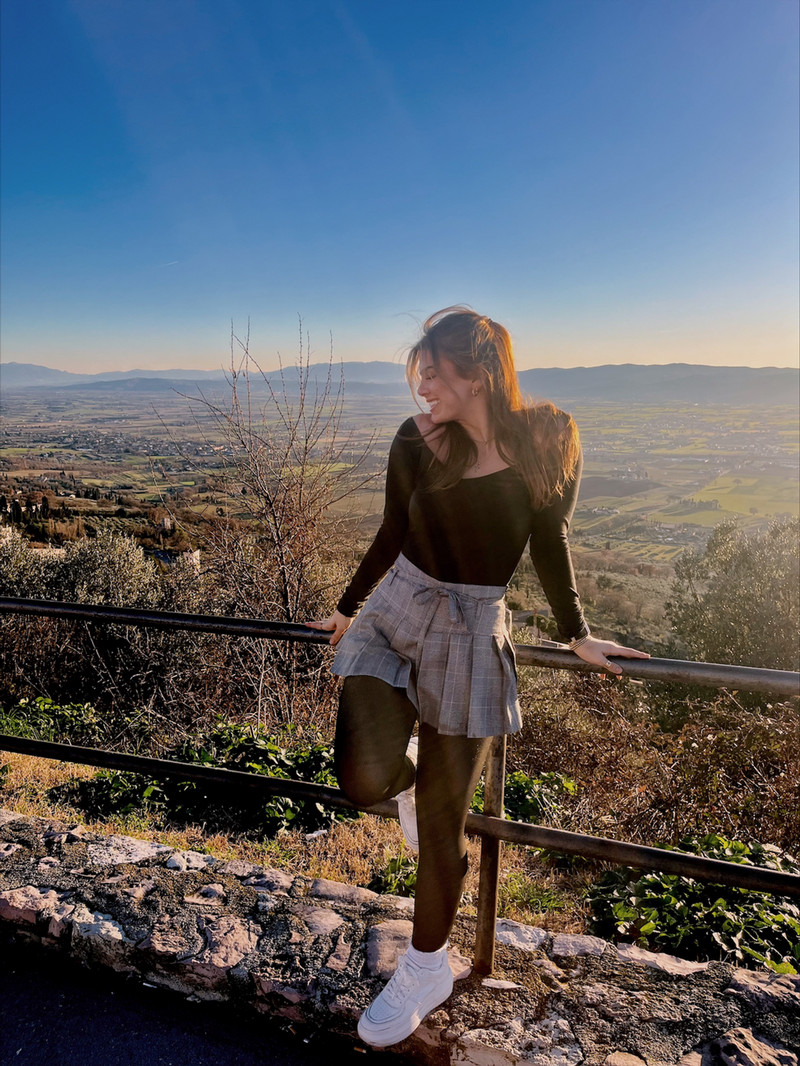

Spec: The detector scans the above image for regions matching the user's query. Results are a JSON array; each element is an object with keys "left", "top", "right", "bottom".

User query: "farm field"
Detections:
[
  {"left": 3, "top": 390, "right": 797, "bottom": 529},
  {"left": 2, "top": 387, "right": 798, "bottom": 643},
  {"left": 564, "top": 402, "right": 798, "bottom": 557}
]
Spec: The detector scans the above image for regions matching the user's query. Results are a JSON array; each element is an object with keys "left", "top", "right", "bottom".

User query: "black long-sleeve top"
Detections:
[{"left": 336, "top": 417, "right": 588, "bottom": 642}]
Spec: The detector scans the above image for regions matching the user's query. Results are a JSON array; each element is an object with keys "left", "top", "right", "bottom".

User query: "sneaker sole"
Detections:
[{"left": 357, "top": 970, "right": 453, "bottom": 1047}]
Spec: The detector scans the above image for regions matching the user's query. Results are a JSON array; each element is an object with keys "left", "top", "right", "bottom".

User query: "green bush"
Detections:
[
  {"left": 0, "top": 528, "right": 208, "bottom": 735},
  {"left": 53, "top": 720, "right": 357, "bottom": 837},
  {"left": 52, "top": 769, "right": 162, "bottom": 818},
  {"left": 0, "top": 527, "right": 49, "bottom": 597},
  {"left": 667, "top": 519, "right": 799, "bottom": 673},
  {"left": 472, "top": 769, "right": 577, "bottom": 823},
  {"left": 0, "top": 696, "right": 102, "bottom": 745},
  {"left": 587, "top": 833, "right": 800, "bottom": 973}
]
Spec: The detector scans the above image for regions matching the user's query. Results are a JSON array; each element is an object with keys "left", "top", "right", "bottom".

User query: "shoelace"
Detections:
[{"left": 382, "top": 957, "right": 421, "bottom": 1006}]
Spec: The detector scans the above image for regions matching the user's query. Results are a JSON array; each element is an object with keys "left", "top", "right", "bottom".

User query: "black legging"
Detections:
[{"left": 335, "top": 675, "right": 492, "bottom": 952}]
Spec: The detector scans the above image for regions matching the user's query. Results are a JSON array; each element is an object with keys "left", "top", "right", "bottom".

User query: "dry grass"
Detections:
[{"left": 1, "top": 753, "right": 241, "bottom": 858}]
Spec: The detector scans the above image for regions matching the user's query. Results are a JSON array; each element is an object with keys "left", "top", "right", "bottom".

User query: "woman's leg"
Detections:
[
  {"left": 334, "top": 675, "right": 417, "bottom": 808},
  {"left": 354, "top": 713, "right": 493, "bottom": 1047},
  {"left": 336, "top": 677, "right": 491, "bottom": 952},
  {"left": 412, "top": 723, "right": 492, "bottom": 952}
]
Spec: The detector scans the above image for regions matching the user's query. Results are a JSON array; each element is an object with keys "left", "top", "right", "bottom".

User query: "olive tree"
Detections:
[
  {"left": 666, "top": 519, "right": 799, "bottom": 672},
  {"left": 0, "top": 529, "right": 203, "bottom": 745}
]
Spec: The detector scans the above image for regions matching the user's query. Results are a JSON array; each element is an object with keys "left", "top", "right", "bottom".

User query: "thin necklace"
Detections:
[{"left": 471, "top": 436, "right": 494, "bottom": 471}]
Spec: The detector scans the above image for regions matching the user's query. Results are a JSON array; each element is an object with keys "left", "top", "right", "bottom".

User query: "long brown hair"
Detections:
[{"left": 406, "top": 307, "right": 581, "bottom": 509}]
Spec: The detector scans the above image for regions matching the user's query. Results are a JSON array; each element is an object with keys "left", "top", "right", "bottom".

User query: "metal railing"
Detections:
[{"left": 1, "top": 595, "right": 799, "bottom": 974}]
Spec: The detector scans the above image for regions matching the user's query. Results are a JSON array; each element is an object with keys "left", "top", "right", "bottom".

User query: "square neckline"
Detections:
[{"left": 411, "top": 413, "right": 513, "bottom": 480}]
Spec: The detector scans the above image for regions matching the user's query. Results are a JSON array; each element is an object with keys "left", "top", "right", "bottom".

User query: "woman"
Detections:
[{"left": 308, "top": 308, "right": 648, "bottom": 1047}]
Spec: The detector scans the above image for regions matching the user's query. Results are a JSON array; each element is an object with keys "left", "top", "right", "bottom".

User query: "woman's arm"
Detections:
[
  {"left": 307, "top": 420, "right": 420, "bottom": 644},
  {"left": 529, "top": 455, "right": 649, "bottom": 673},
  {"left": 528, "top": 455, "right": 588, "bottom": 643}
]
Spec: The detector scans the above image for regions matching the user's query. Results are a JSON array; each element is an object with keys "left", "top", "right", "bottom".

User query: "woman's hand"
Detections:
[
  {"left": 572, "top": 636, "right": 650, "bottom": 676},
  {"left": 306, "top": 610, "right": 353, "bottom": 647}
]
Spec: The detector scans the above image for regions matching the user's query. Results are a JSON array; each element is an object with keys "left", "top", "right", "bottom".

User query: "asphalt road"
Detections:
[{"left": 1, "top": 936, "right": 397, "bottom": 1066}]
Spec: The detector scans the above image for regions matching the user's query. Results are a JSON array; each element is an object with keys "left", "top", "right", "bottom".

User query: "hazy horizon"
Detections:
[
  {"left": 2, "top": 1, "right": 798, "bottom": 375},
  {"left": 4, "top": 356, "right": 800, "bottom": 377}
]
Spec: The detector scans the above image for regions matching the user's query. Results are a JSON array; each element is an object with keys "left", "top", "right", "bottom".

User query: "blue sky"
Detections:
[{"left": 1, "top": 0, "right": 797, "bottom": 373}]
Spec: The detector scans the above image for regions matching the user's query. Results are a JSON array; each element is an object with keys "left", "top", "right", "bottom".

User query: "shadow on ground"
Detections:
[{"left": 1, "top": 935, "right": 387, "bottom": 1066}]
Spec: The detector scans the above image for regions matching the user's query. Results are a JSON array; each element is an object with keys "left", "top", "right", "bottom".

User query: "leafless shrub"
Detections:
[{"left": 183, "top": 320, "right": 379, "bottom": 732}]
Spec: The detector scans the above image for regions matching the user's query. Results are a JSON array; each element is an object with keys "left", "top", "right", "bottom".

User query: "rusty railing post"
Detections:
[{"left": 474, "top": 733, "right": 506, "bottom": 975}]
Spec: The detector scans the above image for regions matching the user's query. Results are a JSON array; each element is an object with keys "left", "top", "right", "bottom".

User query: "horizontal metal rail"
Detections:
[
  {"left": 2, "top": 732, "right": 798, "bottom": 898},
  {"left": 2, "top": 596, "right": 798, "bottom": 696},
  {"left": 514, "top": 644, "right": 800, "bottom": 697},
  {"left": 2, "top": 594, "right": 799, "bottom": 975}
]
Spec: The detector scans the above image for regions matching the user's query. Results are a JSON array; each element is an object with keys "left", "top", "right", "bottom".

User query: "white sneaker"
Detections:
[
  {"left": 395, "top": 735, "right": 418, "bottom": 852},
  {"left": 357, "top": 948, "right": 454, "bottom": 1047}
]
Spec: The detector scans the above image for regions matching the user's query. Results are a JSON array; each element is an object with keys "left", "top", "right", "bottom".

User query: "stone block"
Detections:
[
  {"left": 181, "top": 915, "right": 260, "bottom": 989},
  {"left": 482, "top": 978, "right": 523, "bottom": 991},
  {"left": 725, "top": 969, "right": 800, "bottom": 1014},
  {"left": 253, "top": 975, "right": 311, "bottom": 1005},
  {"left": 122, "top": 879, "right": 157, "bottom": 901},
  {"left": 43, "top": 901, "right": 76, "bottom": 939},
  {"left": 243, "top": 868, "right": 294, "bottom": 894},
  {"left": 365, "top": 918, "right": 413, "bottom": 979},
  {"left": 530, "top": 957, "right": 566, "bottom": 983},
  {"left": 308, "top": 877, "right": 377, "bottom": 905},
  {"left": 325, "top": 932, "right": 352, "bottom": 972},
  {"left": 166, "top": 850, "right": 218, "bottom": 871},
  {"left": 0, "top": 884, "right": 62, "bottom": 925},
  {"left": 294, "top": 903, "right": 345, "bottom": 937},
  {"left": 87, "top": 835, "right": 172, "bottom": 867},
  {"left": 455, "top": 1011, "right": 583, "bottom": 1066},
  {"left": 552, "top": 932, "right": 607, "bottom": 957},
  {"left": 447, "top": 946, "right": 473, "bottom": 981},
  {"left": 138, "top": 914, "right": 203, "bottom": 960},
  {"left": 218, "top": 859, "right": 258, "bottom": 878},
  {"left": 616, "top": 942, "right": 710, "bottom": 976},
  {"left": 184, "top": 883, "right": 226, "bottom": 906},
  {"left": 711, "top": 1027, "right": 799, "bottom": 1066},
  {"left": 382, "top": 893, "right": 415, "bottom": 913},
  {"left": 495, "top": 918, "right": 549, "bottom": 953},
  {"left": 44, "top": 824, "right": 89, "bottom": 844},
  {"left": 70, "top": 902, "right": 133, "bottom": 970}
]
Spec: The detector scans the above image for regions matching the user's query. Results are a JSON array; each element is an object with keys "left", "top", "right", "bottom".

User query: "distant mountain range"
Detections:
[{"left": 2, "top": 360, "right": 798, "bottom": 405}]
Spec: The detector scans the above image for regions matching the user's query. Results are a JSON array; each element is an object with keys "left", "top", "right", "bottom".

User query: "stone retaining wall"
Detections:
[{"left": 1, "top": 808, "right": 798, "bottom": 1065}]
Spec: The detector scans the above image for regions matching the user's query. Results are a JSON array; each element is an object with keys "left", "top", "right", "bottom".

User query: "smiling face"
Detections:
[{"left": 416, "top": 349, "right": 482, "bottom": 426}]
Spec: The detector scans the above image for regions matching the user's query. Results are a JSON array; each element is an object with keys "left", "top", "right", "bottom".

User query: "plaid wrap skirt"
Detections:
[{"left": 331, "top": 554, "right": 522, "bottom": 738}]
